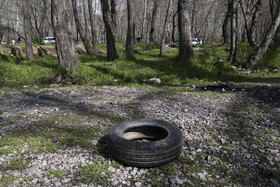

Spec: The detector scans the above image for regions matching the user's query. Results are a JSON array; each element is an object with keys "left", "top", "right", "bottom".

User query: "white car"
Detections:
[
  {"left": 192, "top": 38, "right": 202, "bottom": 47},
  {"left": 43, "top": 37, "right": 55, "bottom": 43}
]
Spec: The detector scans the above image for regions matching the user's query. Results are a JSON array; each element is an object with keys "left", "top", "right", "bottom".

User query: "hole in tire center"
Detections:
[{"left": 122, "top": 126, "right": 168, "bottom": 142}]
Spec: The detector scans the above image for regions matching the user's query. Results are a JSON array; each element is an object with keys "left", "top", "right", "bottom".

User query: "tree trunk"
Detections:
[
  {"left": 23, "top": 0, "right": 34, "bottom": 60},
  {"left": 177, "top": 0, "right": 194, "bottom": 62},
  {"left": 239, "top": 1, "right": 250, "bottom": 42},
  {"left": 101, "top": 0, "right": 118, "bottom": 61},
  {"left": 248, "top": 0, "right": 262, "bottom": 46},
  {"left": 88, "top": 0, "right": 98, "bottom": 54},
  {"left": 191, "top": 0, "right": 196, "bottom": 34},
  {"left": 51, "top": 0, "right": 77, "bottom": 72},
  {"left": 172, "top": 11, "right": 178, "bottom": 43},
  {"left": 141, "top": 0, "right": 147, "bottom": 44},
  {"left": 222, "top": 0, "right": 231, "bottom": 44},
  {"left": 160, "top": 0, "right": 172, "bottom": 56},
  {"left": 125, "top": 0, "right": 134, "bottom": 58},
  {"left": 228, "top": 0, "right": 237, "bottom": 64},
  {"left": 248, "top": 4, "right": 280, "bottom": 68},
  {"left": 82, "top": 0, "right": 88, "bottom": 38},
  {"left": 149, "top": 1, "right": 158, "bottom": 42},
  {"left": 72, "top": 0, "right": 96, "bottom": 55}
]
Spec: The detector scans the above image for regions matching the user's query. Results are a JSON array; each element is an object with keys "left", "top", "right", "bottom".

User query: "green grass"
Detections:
[
  {"left": 79, "top": 161, "right": 112, "bottom": 185},
  {"left": 0, "top": 43, "right": 279, "bottom": 88},
  {"left": 0, "top": 173, "right": 19, "bottom": 187},
  {"left": 0, "top": 114, "right": 106, "bottom": 156},
  {"left": 0, "top": 134, "right": 59, "bottom": 156},
  {"left": 46, "top": 169, "right": 64, "bottom": 178},
  {"left": 4, "top": 157, "right": 29, "bottom": 170}
]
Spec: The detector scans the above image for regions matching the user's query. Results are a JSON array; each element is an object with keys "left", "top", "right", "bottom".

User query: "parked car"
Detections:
[
  {"left": 192, "top": 38, "right": 202, "bottom": 47},
  {"left": 171, "top": 38, "right": 202, "bottom": 48},
  {"left": 43, "top": 37, "right": 55, "bottom": 43},
  {"left": 171, "top": 41, "right": 179, "bottom": 47}
]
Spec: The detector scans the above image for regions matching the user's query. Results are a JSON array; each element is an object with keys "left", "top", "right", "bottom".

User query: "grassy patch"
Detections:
[
  {"left": 0, "top": 174, "right": 19, "bottom": 187},
  {"left": 79, "top": 161, "right": 112, "bottom": 185},
  {"left": 0, "top": 114, "right": 105, "bottom": 156},
  {"left": 146, "top": 174, "right": 161, "bottom": 186},
  {"left": 0, "top": 134, "right": 59, "bottom": 155},
  {"left": 204, "top": 137, "right": 218, "bottom": 147},
  {"left": 46, "top": 169, "right": 64, "bottom": 178},
  {"left": 1, "top": 43, "right": 280, "bottom": 88},
  {"left": 231, "top": 168, "right": 247, "bottom": 183},
  {"left": 4, "top": 157, "right": 29, "bottom": 170}
]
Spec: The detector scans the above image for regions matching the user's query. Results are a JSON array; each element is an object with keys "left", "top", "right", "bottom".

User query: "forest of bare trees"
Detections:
[{"left": 0, "top": 0, "right": 279, "bottom": 71}]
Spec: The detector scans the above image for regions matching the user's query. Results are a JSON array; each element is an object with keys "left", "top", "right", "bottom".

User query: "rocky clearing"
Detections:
[{"left": 0, "top": 84, "right": 279, "bottom": 186}]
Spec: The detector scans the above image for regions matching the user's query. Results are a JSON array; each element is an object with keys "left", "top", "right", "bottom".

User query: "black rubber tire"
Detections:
[{"left": 108, "top": 119, "right": 183, "bottom": 168}]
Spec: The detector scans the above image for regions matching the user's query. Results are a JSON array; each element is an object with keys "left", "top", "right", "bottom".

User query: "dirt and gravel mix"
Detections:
[{"left": 0, "top": 84, "right": 279, "bottom": 186}]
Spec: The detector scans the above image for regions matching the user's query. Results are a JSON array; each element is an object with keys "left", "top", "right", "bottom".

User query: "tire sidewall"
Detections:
[{"left": 108, "top": 119, "right": 183, "bottom": 153}]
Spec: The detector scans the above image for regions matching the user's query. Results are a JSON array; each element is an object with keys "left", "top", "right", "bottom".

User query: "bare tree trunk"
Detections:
[
  {"left": 72, "top": 0, "right": 95, "bottom": 55},
  {"left": 228, "top": 0, "right": 238, "bottom": 64},
  {"left": 191, "top": 0, "right": 196, "bottom": 34},
  {"left": 239, "top": 1, "right": 250, "bottom": 42},
  {"left": 23, "top": 0, "right": 34, "bottom": 60},
  {"left": 248, "top": 4, "right": 280, "bottom": 68},
  {"left": 141, "top": 0, "right": 147, "bottom": 43},
  {"left": 172, "top": 11, "right": 178, "bottom": 43},
  {"left": 82, "top": 0, "right": 88, "bottom": 38},
  {"left": 194, "top": 1, "right": 216, "bottom": 38},
  {"left": 125, "top": 0, "right": 134, "bottom": 58},
  {"left": 101, "top": 0, "right": 118, "bottom": 61},
  {"left": 248, "top": 0, "right": 262, "bottom": 46},
  {"left": 88, "top": 0, "right": 98, "bottom": 54},
  {"left": 222, "top": 0, "right": 231, "bottom": 44},
  {"left": 149, "top": 1, "right": 158, "bottom": 42},
  {"left": 160, "top": 0, "right": 172, "bottom": 56},
  {"left": 51, "top": 0, "right": 77, "bottom": 72},
  {"left": 178, "top": 0, "right": 194, "bottom": 62}
]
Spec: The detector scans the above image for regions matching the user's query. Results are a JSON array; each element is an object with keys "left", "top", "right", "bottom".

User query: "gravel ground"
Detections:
[{"left": 0, "top": 84, "right": 279, "bottom": 186}]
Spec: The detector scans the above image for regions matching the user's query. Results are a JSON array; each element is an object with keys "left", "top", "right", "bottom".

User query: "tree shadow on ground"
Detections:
[{"left": 195, "top": 83, "right": 280, "bottom": 184}]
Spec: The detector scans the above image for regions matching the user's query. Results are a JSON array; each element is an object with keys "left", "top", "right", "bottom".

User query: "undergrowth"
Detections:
[{"left": 0, "top": 43, "right": 279, "bottom": 88}]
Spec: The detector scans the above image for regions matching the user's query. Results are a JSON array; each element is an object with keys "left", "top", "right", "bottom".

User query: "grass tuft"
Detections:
[
  {"left": 79, "top": 161, "right": 112, "bottom": 185},
  {"left": 4, "top": 157, "right": 29, "bottom": 170}
]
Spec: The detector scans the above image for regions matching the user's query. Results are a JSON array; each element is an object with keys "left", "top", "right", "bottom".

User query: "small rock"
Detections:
[
  {"left": 196, "top": 149, "right": 202, "bottom": 153},
  {"left": 50, "top": 84, "right": 59, "bottom": 88},
  {"left": 197, "top": 172, "right": 208, "bottom": 181},
  {"left": 206, "top": 155, "right": 211, "bottom": 162},
  {"left": 220, "top": 138, "right": 226, "bottom": 144},
  {"left": 145, "top": 78, "right": 161, "bottom": 84},
  {"left": 272, "top": 69, "right": 279, "bottom": 73},
  {"left": 23, "top": 85, "right": 32, "bottom": 88},
  {"left": 55, "top": 182, "right": 62, "bottom": 186},
  {"left": 26, "top": 165, "right": 39, "bottom": 176},
  {"left": 170, "top": 178, "right": 176, "bottom": 184},
  {"left": 42, "top": 160, "right": 47, "bottom": 166},
  {"left": 31, "top": 178, "right": 38, "bottom": 185},
  {"left": 12, "top": 171, "right": 20, "bottom": 177},
  {"left": 62, "top": 178, "right": 71, "bottom": 183},
  {"left": 135, "top": 182, "right": 142, "bottom": 187},
  {"left": 37, "top": 154, "right": 44, "bottom": 160}
]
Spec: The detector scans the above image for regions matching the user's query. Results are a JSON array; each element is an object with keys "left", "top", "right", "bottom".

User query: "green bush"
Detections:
[
  {"left": 236, "top": 43, "right": 255, "bottom": 67},
  {"left": 259, "top": 43, "right": 280, "bottom": 70}
]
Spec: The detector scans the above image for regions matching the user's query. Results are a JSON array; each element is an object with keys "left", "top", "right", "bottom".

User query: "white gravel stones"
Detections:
[{"left": 0, "top": 85, "right": 279, "bottom": 186}]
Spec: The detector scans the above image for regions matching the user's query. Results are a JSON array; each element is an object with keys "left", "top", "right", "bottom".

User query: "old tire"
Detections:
[{"left": 108, "top": 119, "right": 183, "bottom": 167}]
